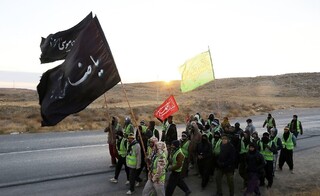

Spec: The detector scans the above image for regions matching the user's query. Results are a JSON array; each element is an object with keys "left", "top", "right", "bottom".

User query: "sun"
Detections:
[{"left": 163, "top": 79, "right": 171, "bottom": 84}]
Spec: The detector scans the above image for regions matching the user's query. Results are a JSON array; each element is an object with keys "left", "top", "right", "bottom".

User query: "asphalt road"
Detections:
[{"left": 0, "top": 108, "right": 319, "bottom": 196}]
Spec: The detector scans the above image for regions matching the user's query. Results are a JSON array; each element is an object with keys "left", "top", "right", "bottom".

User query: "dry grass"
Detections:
[{"left": 0, "top": 72, "right": 319, "bottom": 134}]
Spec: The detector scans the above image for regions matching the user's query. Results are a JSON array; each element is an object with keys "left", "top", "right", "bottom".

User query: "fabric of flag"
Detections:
[
  {"left": 39, "top": 12, "right": 93, "bottom": 64},
  {"left": 37, "top": 16, "right": 121, "bottom": 126},
  {"left": 154, "top": 95, "right": 179, "bottom": 121},
  {"left": 179, "top": 51, "right": 215, "bottom": 92}
]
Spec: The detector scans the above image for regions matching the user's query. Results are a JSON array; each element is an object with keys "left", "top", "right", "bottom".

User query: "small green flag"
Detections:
[{"left": 179, "top": 51, "right": 214, "bottom": 92}]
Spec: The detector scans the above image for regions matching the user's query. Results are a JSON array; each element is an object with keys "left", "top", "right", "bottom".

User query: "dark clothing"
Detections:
[
  {"left": 263, "top": 117, "right": 276, "bottom": 133},
  {"left": 245, "top": 149, "right": 265, "bottom": 195},
  {"left": 279, "top": 148, "right": 293, "bottom": 170},
  {"left": 196, "top": 140, "right": 212, "bottom": 188},
  {"left": 217, "top": 143, "right": 236, "bottom": 172},
  {"left": 114, "top": 156, "right": 129, "bottom": 180},
  {"left": 246, "top": 151, "right": 265, "bottom": 175},
  {"left": 165, "top": 171, "right": 191, "bottom": 196},
  {"left": 216, "top": 142, "right": 236, "bottom": 196},
  {"left": 109, "top": 143, "right": 117, "bottom": 165},
  {"left": 129, "top": 168, "right": 137, "bottom": 192},
  {"left": 161, "top": 124, "right": 177, "bottom": 146},
  {"left": 289, "top": 120, "right": 303, "bottom": 137}
]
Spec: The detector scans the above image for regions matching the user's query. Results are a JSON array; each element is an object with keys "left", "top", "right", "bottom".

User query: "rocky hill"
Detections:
[{"left": 0, "top": 72, "right": 319, "bottom": 134}]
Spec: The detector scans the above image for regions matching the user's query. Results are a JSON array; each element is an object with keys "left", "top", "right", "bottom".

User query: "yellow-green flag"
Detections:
[{"left": 179, "top": 51, "right": 215, "bottom": 92}]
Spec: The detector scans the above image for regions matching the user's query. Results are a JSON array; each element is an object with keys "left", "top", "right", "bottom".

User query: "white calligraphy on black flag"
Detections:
[{"left": 37, "top": 16, "right": 121, "bottom": 126}]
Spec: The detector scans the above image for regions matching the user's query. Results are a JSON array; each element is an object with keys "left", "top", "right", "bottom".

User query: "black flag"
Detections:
[
  {"left": 40, "top": 12, "right": 93, "bottom": 64},
  {"left": 37, "top": 16, "right": 121, "bottom": 126}
]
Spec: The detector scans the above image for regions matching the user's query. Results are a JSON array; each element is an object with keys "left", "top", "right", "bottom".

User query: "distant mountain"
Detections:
[{"left": 0, "top": 71, "right": 41, "bottom": 90}]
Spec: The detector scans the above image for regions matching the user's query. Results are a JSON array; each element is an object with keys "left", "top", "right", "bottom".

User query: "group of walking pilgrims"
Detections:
[{"left": 104, "top": 113, "right": 303, "bottom": 196}]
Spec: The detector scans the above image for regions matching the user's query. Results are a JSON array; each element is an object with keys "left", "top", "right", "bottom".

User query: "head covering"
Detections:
[
  {"left": 211, "top": 120, "right": 218, "bottom": 126},
  {"left": 235, "top": 122, "right": 240, "bottom": 127},
  {"left": 156, "top": 141, "right": 167, "bottom": 154},
  {"left": 128, "top": 133, "right": 135, "bottom": 139},
  {"left": 263, "top": 132, "right": 270, "bottom": 138},
  {"left": 116, "top": 130, "right": 124, "bottom": 137},
  {"left": 149, "top": 121, "right": 155, "bottom": 127},
  {"left": 125, "top": 116, "right": 131, "bottom": 123},
  {"left": 171, "top": 140, "right": 180, "bottom": 148},
  {"left": 182, "top": 131, "right": 188, "bottom": 138},
  {"left": 214, "top": 131, "right": 221, "bottom": 137},
  {"left": 149, "top": 136, "right": 158, "bottom": 144}
]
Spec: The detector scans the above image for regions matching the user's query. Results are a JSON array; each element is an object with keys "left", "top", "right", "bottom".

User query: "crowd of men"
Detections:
[{"left": 104, "top": 113, "right": 303, "bottom": 196}]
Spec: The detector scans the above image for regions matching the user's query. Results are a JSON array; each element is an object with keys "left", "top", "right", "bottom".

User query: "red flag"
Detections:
[{"left": 154, "top": 95, "right": 179, "bottom": 121}]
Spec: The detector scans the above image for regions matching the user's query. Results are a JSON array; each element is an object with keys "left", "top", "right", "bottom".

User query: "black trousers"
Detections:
[
  {"left": 198, "top": 158, "right": 211, "bottom": 188},
  {"left": 114, "top": 156, "right": 129, "bottom": 180},
  {"left": 129, "top": 168, "right": 137, "bottom": 192},
  {"left": 279, "top": 148, "right": 293, "bottom": 170},
  {"left": 260, "top": 160, "right": 273, "bottom": 187},
  {"left": 165, "top": 171, "right": 190, "bottom": 196}
]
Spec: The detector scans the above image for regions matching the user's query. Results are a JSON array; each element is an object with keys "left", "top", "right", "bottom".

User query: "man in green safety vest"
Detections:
[
  {"left": 262, "top": 113, "right": 276, "bottom": 134},
  {"left": 289, "top": 114, "right": 303, "bottom": 138},
  {"left": 258, "top": 132, "right": 277, "bottom": 188},
  {"left": 123, "top": 117, "right": 134, "bottom": 138},
  {"left": 142, "top": 141, "right": 167, "bottom": 196},
  {"left": 279, "top": 126, "right": 296, "bottom": 173},
  {"left": 180, "top": 131, "right": 190, "bottom": 178},
  {"left": 165, "top": 140, "right": 191, "bottom": 196},
  {"left": 126, "top": 134, "right": 141, "bottom": 195},
  {"left": 110, "top": 130, "right": 129, "bottom": 184}
]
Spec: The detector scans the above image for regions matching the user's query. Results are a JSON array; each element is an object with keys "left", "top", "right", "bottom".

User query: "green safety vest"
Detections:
[
  {"left": 259, "top": 141, "right": 274, "bottom": 161},
  {"left": 272, "top": 137, "right": 280, "bottom": 149},
  {"left": 266, "top": 118, "right": 274, "bottom": 127},
  {"left": 126, "top": 144, "right": 137, "bottom": 167},
  {"left": 141, "top": 125, "right": 147, "bottom": 134},
  {"left": 147, "top": 146, "right": 154, "bottom": 157},
  {"left": 205, "top": 131, "right": 212, "bottom": 140},
  {"left": 116, "top": 138, "right": 127, "bottom": 158},
  {"left": 181, "top": 140, "right": 190, "bottom": 158},
  {"left": 213, "top": 125, "right": 222, "bottom": 133},
  {"left": 282, "top": 133, "right": 294, "bottom": 150},
  {"left": 124, "top": 124, "right": 134, "bottom": 136},
  {"left": 240, "top": 138, "right": 250, "bottom": 154},
  {"left": 212, "top": 139, "right": 222, "bottom": 155},
  {"left": 172, "top": 148, "right": 184, "bottom": 172},
  {"left": 151, "top": 153, "right": 167, "bottom": 183},
  {"left": 290, "top": 121, "right": 301, "bottom": 133}
]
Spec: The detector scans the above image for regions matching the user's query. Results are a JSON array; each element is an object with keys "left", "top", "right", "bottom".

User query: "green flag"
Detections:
[{"left": 179, "top": 51, "right": 214, "bottom": 92}]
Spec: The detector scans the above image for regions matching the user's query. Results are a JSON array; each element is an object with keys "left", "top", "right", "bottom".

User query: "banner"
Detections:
[
  {"left": 179, "top": 51, "right": 214, "bottom": 92},
  {"left": 154, "top": 95, "right": 179, "bottom": 121},
  {"left": 37, "top": 16, "right": 121, "bottom": 126},
  {"left": 40, "top": 12, "right": 93, "bottom": 63}
]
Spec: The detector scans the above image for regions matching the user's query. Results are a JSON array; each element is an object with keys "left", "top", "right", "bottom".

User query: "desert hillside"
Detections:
[{"left": 0, "top": 72, "right": 319, "bottom": 134}]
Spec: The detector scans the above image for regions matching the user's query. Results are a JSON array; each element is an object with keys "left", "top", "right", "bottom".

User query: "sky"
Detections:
[{"left": 1, "top": 0, "right": 320, "bottom": 87}]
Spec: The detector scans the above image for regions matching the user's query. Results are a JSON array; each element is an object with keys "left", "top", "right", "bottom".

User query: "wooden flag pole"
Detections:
[
  {"left": 119, "top": 81, "right": 148, "bottom": 162},
  {"left": 103, "top": 94, "right": 114, "bottom": 145},
  {"left": 208, "top": 46, "right": 222, "bottom": 119}
]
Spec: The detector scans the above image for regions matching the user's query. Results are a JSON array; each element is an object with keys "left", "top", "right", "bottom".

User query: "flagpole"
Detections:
[
  {"left": 208, "top": 46, "right": 221, "bottom": 119},
  {"left": 103, "top": 94, "right": 114, "bottom": 144},
  {"left": 119, "top": 81, "right": 148, "bottom": 163}
]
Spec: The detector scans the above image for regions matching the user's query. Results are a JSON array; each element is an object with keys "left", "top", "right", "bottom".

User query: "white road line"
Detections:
[{"left": 0, "top": 144, "right": 108, "bottom": 156}]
